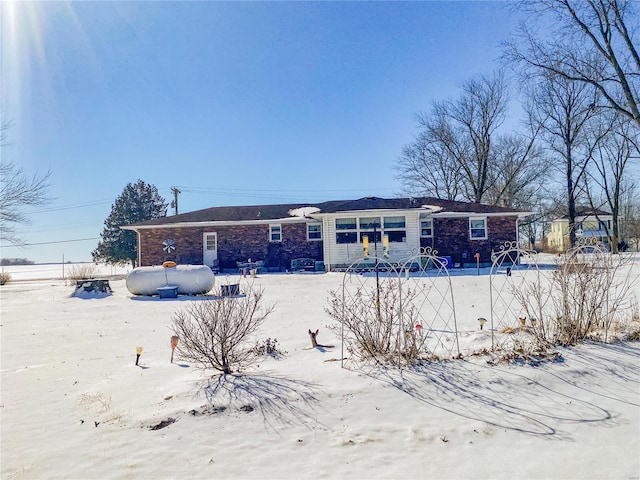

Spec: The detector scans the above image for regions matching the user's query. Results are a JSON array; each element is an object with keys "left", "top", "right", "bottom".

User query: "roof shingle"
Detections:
[{"left": 128, "top": 196, "right": 527, "bottom": 227}]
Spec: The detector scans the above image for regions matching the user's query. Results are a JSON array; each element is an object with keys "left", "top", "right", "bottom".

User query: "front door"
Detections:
[{"left": 203, "top": 232, "right": 218, "bottom": 267}]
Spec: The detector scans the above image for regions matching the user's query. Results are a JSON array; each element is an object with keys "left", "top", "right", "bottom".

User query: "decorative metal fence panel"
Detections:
[
  {"left": 399, "top": 248, "right": 460, "bottom": 360},
  {"left": 489, "top": 242, "right": 545, "bottom": 351},
  {"left": 337, "top": 247, "right": 459, "bottom": 367}
]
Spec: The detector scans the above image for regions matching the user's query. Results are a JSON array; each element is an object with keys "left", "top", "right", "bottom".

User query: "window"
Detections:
[
  {"left": 337, "top": 232, "right": 358, "bottom": 244},
  {"left": 269, "top": 224, "right": 282, "bottom": 242},
  {"left": 307, "top": 223, "right": 322, "bottom": 240},
  {"left": 383, "top": 216, "right": 406, "bottom": 243},
  {"left": 359, "top": 217, "right": 381, "bottom": 229},
  {"left": 420, "top": 218, "right": 433, "bottom": 237},
  {"left": 336, "top": 218, "right": 357, "bottom": 230},
  {"left": 358, "top": 217, "right": 380, "bottom": 242},
  {"left": 469, "top": 218, "right": 487, "bottom": 240},
  {"left": 383, "top": 216, "right": 405, "bottom": 229},
  {"left": 360, "top": 231, "right": 382, "bottom": 242},
  {"left": 336, "top": 218, "right": 357, "bottom": 244}
]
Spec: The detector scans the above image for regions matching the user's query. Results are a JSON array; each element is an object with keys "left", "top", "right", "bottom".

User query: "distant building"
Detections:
[
  {"left": 122, "top": 196, "right": 530, "bottom": 271},
  {"left": 547, "top": 208, "right": 614, "bottom": 252}
]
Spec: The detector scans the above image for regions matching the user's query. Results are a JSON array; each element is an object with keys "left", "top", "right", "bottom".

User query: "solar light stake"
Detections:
[
  {"left": 136, "top": 346, "right": 143, "bottom": 366},
  {"left": 170, "top": 336, "right": 179, "bottom": 363},
  {"left": 478, "top": 318, "right": 487, "bottom": 330}
]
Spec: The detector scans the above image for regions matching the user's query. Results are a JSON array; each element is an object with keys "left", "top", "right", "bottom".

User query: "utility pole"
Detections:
[{"left": 170, "top": 187, "right": 181, "bottom": 215}]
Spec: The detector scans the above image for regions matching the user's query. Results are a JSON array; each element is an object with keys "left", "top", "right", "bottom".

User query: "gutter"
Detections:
[{"left": 121, "top": 216, "right": 313, "bottom": 231}]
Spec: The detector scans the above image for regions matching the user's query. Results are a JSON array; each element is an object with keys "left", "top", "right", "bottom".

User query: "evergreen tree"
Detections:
[{"left": 93, "top": 180, "right": 167, "bottom": 267}]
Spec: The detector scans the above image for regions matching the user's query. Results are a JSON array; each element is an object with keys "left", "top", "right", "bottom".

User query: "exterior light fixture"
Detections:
[{"left": 136, "top": 346, "right": 143, "bottom": 366}]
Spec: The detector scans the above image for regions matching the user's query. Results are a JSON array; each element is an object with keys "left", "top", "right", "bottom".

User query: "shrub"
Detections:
[
  {"left": 0, "top": 272, "right": 11, "bottom": 285},
  {"left": 511, "top": 247, "right": 637, "bottom": 347},
  {"left": 171, "top": 283, "right": 275, "bottom": 374},
  {"left": 66, "top": 264, "right": 99, "bottom": 283},
  {"left": 325, "top": 278, "right": 424, "bottom": 365},
  {"left": 252, "top": 338, "right": 287, "bottom": 358}
]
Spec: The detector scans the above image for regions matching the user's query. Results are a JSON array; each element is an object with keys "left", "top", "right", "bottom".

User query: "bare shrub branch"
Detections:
[
  {"left": 171, "top": 283, "right": 274, "bottom": 374},
  {"left": 511, "top": 247, "right": 638, "bottom": 347},
  {"left": 326, "top": 278, "right": 424, "bottom": 365}
]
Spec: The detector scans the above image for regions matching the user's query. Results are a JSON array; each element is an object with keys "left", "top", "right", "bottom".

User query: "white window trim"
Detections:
[
  {"left": 307, "top": 223, "right": 322, "bottom": 241},
  {"left": 469, "top": 217, "right": 487, "bottom": 240},
  {"left": 382, "top": 216, "right": 406, "bottom": 243},
  {"left": 335, "top": 217, "right": 358, "bottom": 244},
  {"left": 420, "top": 218, "right": 433, "bottom": 238},
  {"left": 269, "top": 224, "right": 282, "bottom": 243}
]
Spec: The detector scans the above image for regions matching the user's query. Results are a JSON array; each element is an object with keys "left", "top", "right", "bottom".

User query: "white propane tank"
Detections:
[{"left": 126, "top": 264, "right": 215, "bottom": 296}]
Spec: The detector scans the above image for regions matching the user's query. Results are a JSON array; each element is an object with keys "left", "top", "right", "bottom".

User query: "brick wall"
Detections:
[
  {"left": 138, "top": 223, "right": 323, "bottom": 270},
  {"left": 139, "top": 227, "right": 207, "bottom": 266},
  {"left": 431, "top": 216, "right": 517, "bottom": 265}
]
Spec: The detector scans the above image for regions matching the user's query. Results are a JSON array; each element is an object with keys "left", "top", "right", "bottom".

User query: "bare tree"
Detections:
[
  {"left": 440, "top": 73, "right": 509, "bottom": 203},
  {"left": 505, "top": 0, "right": 640, "bottom": 128},
  {"left": 0, "top": 121, "right": 50, "bottom": 245},
  {"left": 524, "top": 71, "right": 601, "bottom": 248},
  {"left": 621, "top": 183, "right": 640, "bottom": 250},
  {"left": 484, "top": 131, "right": 548, "bottom": 208},
  {"left": 396, "top": 128, "right": 462, "bottom": 201},
  {"left": 397, "top": 73, "right": 539, "bottom": 204},
  {"left": 584, "top": 114, "right": 639, "bottom": 252}
]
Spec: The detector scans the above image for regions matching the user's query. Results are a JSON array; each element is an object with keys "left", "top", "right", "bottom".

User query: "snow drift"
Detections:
[{"left": 125, "top": 264, "right": 215, "bottom": 296}]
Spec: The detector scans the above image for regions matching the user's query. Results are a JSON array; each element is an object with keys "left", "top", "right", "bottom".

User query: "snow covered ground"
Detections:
[{"left": 1, "top": 262, "right": 639, "bottom": 479}]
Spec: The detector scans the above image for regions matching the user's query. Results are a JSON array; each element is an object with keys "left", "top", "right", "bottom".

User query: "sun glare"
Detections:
[
  {"left": 1, "top": 0, "right": 100, "bottom": 141},
  {"left": 1, "top": 0, "right": 47, "bottom": 133}
]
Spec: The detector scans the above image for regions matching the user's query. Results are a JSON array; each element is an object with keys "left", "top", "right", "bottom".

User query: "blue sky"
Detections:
[{"left": 1, "top": 1, "right": 524, "bottom": 263}]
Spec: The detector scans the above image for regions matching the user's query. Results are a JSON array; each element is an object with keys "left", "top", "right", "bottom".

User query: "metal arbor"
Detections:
[
  {"left": 400, "top": 247, "right": 460, "bottom": 361},
  {"left": 489, "top": 241, "right": 545, "bottom": 351},
  {"left": 337, "top": 247, "right": 459, "bottom": 368}
]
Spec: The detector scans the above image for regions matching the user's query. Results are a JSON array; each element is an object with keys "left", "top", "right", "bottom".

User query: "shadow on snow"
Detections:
[
  {"left": 362, "top": 342, "right": 640, "bottom": 439},
  {"left": 200, "top": 373, "right": 324, "bottom": 432}
]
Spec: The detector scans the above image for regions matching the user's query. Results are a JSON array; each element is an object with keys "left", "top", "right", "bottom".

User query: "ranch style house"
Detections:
[{"left": 122, "top": 196, "right": 530, "bottom": 272}]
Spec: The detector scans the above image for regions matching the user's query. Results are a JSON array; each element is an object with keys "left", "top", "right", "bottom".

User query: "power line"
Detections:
[
  {"left": 172, "top": 186, "right": 398, "bottom": 202},
  {"left": 0, "top": 237, "right": 98, "bottom": 248},
  {"left": 29, "top": 200, "right": 113, "bottom": 214}
]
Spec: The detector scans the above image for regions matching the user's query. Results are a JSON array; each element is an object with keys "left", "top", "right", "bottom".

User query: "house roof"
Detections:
[
  {"left": 126, "top": 196, "right": 529, "bottom": 228},
  {"left": 554, "top": 208, "right": 612, "bottom": 221}
]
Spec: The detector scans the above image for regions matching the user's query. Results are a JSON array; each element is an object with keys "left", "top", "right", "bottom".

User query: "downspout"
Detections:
[
  {"left": 515, "top": 216, "right": 520, "bottom": 265},
  {"left": 137, "top": 230, "right": 142, "bottom": 267},
  {"left": 323, "top": 216, "right": 331, "bottom": 271}
]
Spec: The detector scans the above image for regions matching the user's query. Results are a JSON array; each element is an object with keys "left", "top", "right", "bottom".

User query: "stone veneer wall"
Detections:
[{"left": 138, "top": 223, "right": 323, "bottom": 271}]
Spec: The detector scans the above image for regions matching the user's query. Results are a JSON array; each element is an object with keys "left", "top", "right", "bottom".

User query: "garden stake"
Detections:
[{"left": 136, "top": 346, "right": 143, "bottom": 366}]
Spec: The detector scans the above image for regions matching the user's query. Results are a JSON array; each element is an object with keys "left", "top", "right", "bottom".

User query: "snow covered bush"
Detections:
[
  {"left": 0, "top": 272, "right": 11, "bottom": 285},
  {"left": 171, "top": 283, "right": 274, "bottom": 374}
]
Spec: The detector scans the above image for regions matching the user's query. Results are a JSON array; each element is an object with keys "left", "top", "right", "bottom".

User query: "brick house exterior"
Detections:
[
  {"left": 123, "top": 196, "right": 529, "bottom": 271},
  {"left": 136, "top": 223, "right": 323, "bottom": 270},
  {"left": 428, "top": 216, "right": 519, "bottom": 266}
]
